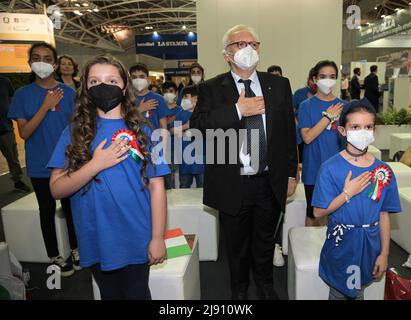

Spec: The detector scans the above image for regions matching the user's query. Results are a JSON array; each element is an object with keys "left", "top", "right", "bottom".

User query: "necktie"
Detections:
[{"left": 238, "top": 79, "right": 267, "bottom": 174}]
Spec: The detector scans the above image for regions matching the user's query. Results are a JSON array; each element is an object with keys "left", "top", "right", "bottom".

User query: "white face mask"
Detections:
[
  {"left": 346, "top": 129, "right": 375, "bottom": 151},
  {"left": 31, "top": 62, "right": 54, "bottom": 79},
  {"left": 228, "top": 45, "right": 259, "bottom": 71},
  {"left": 164, "top": 92, "right": 176, "bottom": 104},
  {"left": 132, "top": 78, "right": 148, "bottom": 91},
  {"left": 191, "top": 75, "right": 202, "bottom": 84},
  {"left": 181, "top": 98, "right": 193, "bottom": 111},
  {"left": 316, "top": 79, "right": 336, "bottom": 95}
]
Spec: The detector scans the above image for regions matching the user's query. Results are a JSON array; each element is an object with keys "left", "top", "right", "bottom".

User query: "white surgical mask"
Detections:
[
  {"left": 163, "top": 92, "right": 176, "bottom": 104},
  {"left": 347, "top": 129, "right": 375, "bottom": 151},
  {"left": 132, "top": 78, "right": 148, "bottom": 91},
  {"left": 228, "top": 45, "right": 259, "bottom": 71},
  {"left": 316, "top": 79, "right": 336, "bottom": 95},
  {"left": 181, "top": 98, "right": 193, "bottom": 111},
  {"left": 191, "top": 75, "right": 202, "bottom": 84},
  {"left": 31, "top": 62, "right": 54, "bottom": 79}
]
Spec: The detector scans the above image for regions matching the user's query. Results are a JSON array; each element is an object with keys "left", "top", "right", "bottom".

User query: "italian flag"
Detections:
[{"left": 164, "top": 228, "right": 192, "bottom": 259}]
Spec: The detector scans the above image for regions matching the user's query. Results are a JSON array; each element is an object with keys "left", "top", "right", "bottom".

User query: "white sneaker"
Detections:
[
  {"left": 402, "top": 254, "right": 411, "bottom": 269},
  {"left": 273, "top": 244, "right": 285, "bottom": 267}
]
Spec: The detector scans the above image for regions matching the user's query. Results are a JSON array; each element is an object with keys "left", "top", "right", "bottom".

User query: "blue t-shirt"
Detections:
[
  {"left": 174, "top": 110, "right": 205, "bottom": 175},
  {"left": 135, "top": 91, "right": 170, "bottom": 129},
  {"left": 8, "top": 82, "right": 75, "bottom": 178},
  {"left": 312, "top": 153, "right": 402, "bottom": 298},
  {"left": 47, "top": 118, "right": 170, "bottom": 271},
  {"left": 298, "top": 95, "right": 346, "bottom": 185},
  {"left": 293, "top": 86, "right": 313, "bottom": 116}
]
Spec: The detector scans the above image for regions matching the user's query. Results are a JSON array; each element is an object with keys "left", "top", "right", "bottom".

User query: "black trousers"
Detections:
[
  {"left": 90, "top": 263, "right": 151, "bottom": 300},
  {"left": 304, "top": 184, "right": 315, "bottom": 218},
  {"left": 220, "top": 175, "right": 282, "bottom": 294},
  {"left": 0, "top": 131, "right": 23, "bottom": 182},
  {"left": 31, "top": 177, "right": 78, "bottom": 258}
]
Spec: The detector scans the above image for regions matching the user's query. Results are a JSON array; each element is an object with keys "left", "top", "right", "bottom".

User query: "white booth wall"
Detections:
[{"left": 197, "top": 0, "right": 343, "bottom": 92}]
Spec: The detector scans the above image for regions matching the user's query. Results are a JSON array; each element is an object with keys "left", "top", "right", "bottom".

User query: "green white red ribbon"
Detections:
[
  {"left": 368, "top": 165, "right": 392, "bottom": 202},
  {"left": 111, "top": 129, "right": 144, "bottom": 163}
]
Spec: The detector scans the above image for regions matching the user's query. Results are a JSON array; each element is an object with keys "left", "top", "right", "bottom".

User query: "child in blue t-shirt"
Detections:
[
  {"left": 312, "top": 99, "right": 402, "bottom": 300},
  {"left": 48, "top": 55, "right": 170, "bottom": 300},
  {"left": 8, "top": 42, "right": 79, "bottom": 276},
  {"left": 162, "top": 81, "right": 183, "bottom": 189},
  {"left": 298, "top": 60, "right": 347, "bottom": 226},
  {"left": 170, "top": 85, "right": 204, "bottom": 188},
  {"left": 129, "top": 63, "right": 170, "bottom": 130}
]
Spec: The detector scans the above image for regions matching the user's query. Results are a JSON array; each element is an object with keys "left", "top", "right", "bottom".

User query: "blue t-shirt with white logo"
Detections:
[
  {"left": 312, "top": 153, "right": 401, "bottom": 298},
  {"left": 298, "top": 95, "right": 346, "bottom": 185},
  {"left": 135, "top": 91, "right": 170, "bottom": 129},
  {"left": 47, "top": 118, "right": 170, "bottom": 271},
  {"left": 8, "top": 82, "right": 75, "bottom": 178}
]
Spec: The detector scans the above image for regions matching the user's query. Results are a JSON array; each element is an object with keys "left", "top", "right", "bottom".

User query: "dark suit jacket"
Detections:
[
  {"left": 350, "top": 75, "right": 361, "bottom": 100},
  {"left": 190, "top": 71, "right": 298, "bottom": 215},
  {"left": 364, "top": 73, "right": 379, "bottom": 108}
]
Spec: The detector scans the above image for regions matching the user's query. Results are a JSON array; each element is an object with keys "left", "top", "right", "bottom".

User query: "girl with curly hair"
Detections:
[{"left": 48, "top": 54, "right": 170, "bottom": 300}]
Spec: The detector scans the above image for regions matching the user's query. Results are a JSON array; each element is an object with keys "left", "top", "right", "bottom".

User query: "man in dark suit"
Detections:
[
  {"left": 350, "top": 67, "right": 361, "bottom": 100},
  {"left": 190, "top": 25, "right": 298, "bottom": 300},
  {"left": 364, "top": 65, "right": 380, "bottom": 111}
]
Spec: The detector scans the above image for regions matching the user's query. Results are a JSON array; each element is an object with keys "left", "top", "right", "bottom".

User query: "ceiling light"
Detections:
[
  {"left": 82, "top": 2, "right": 89, "bottom": 6},
  {"left": 74, "top": 10, "right": 83, "bottom": 16},
  {"left": 145, "top": 26, "right": 153, "bottom": 30},
  {"left": 374, "top": 6, "right": 378, "bottom": 10},
  {"left": 93, "top": 8, "right": 99, "bottom": 12},
  {"left": 153, "top": 31, "right": 159, "bottom": 36},
  {"left": 182, "top": 25, "right": 187, "bottom": 30},
  {"left": 74, "top": 3, "right": 80, "bottom": 7},
  {"left": 188, "top": 31, "right": 194, "bottom": 36},
  {"left": 87, "top": 9, "right": 92, "bottom": 12}
]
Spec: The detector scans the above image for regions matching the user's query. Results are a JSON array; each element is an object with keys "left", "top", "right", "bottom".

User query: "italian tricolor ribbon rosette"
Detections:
[
  {"left": 112, "top": 129, "right": 144, "bottom": 164},
  {"left": 368, "top": 165, "right": 392, "bottom": 202}
]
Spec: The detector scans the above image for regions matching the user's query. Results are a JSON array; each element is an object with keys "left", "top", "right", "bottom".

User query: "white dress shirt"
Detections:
[{"left": 231, "top": 70, "right": 267, "bottom": 174}]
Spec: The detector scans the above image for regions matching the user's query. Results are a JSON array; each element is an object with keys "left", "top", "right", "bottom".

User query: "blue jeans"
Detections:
[{"left": 179, "top": 173, "right": 204, "bottom": 188}]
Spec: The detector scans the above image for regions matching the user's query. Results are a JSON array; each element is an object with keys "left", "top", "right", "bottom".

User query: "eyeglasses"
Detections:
[{"left": 226, "top": 41, "right": 260, "bottom": 50}]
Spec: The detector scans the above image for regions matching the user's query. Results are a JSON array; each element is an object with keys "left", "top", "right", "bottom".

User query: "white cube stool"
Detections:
[
  {"left": 288, "top": 227, "right": 385, "bottom": 300},
  {"left": 389, "top": 133, "right": 411, "bottom": 160},
  {"left": 167, "top": 189, "right": 219, "bottom": 261},
  {"left": 368, "top": 145, "right": 382, "bottom": 160},
  {"left": 391, "top": 187, "right": 411, "bottom": 254},
  {"left": 282, "top": 183, "right": 306, "bottom": 255},
  {"left": 386, "top": 162, "right": 411, "bottom": 188},
  {"left": 1, "top": 193, "right": 71, "bottom": 263},
  {"left": 93, "top": 235, "right": 200, "bottom": 300}
]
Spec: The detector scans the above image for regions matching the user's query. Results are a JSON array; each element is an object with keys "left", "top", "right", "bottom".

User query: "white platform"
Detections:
[
  {"left": 368, "top": 145, "right": 382, "bottom": 160},
  {"left": 288, "top": 226, "right": 386, "bottom": 300},
  {"left": 1, "top": 193, "right": 71, "bottom": 263},
  {"left": 93, "top": 235, "right": 201, "bottom": 300},
  {"left": 389, "top": 133, "right": 411, "bottom": 160},
  {"left": 282, "top": 183, "right": 306, "bottom": 255},
  {"left": 386, "top": 162, "right": 411, "bottom": 188},
  {"left": 166, "top": 188, "right": 219, "bottom": 261},
  {"left": 391, "top": 187, "right": 411, "bottom": 254}
]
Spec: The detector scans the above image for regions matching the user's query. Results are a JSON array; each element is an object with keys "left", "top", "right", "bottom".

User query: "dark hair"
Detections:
[
  {"left": 66, "top": 54, "right": 152, "bottom": 188},
  {"left": 188, "top": 62, "right": 204, "bottom": 85},
  {"left": 148, "top": 84, "right": 161, "bottom": 94},
  {"left": 129, "top": 63, "right": 149, "bottom": 76},
  {"left": 56, "top": 55, "right": 79, "bottom": 78},
  {"left": 162, "top": 81, "right": 178, "bottom": 92},
  {"left": 339, "top": 98, "right": 376, "bottom": 128},
  {"left": 370, "top": 65, "right": 378, "bottom": 73},
  {"left": 267, "top": 65, "right": 282, "bottom": 75},
  {"left": 28, "top": 42, "right": 58, "bottom": 83},
  {"left": 306, "top": 67, "right": 316, "bottom": 86},
  {"left": 183, "top": 85, "right": 198, "bottom": 97},
  {"left": 353, "top": 67, "right": 361, "bottom": 75},
  {"left": 312, "top": 60, "right": 339, "bottom": 79}
]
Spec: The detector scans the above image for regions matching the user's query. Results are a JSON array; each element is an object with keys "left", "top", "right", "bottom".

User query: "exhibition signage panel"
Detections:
[{"left": 136, "top": 33, "right": 197, "bottom": 60}]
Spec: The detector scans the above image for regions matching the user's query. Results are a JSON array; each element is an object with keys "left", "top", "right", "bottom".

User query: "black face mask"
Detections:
[{"left": 88, "top": 83, "right": 124, "bottom": 113}]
